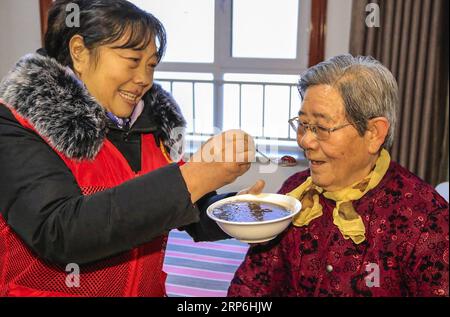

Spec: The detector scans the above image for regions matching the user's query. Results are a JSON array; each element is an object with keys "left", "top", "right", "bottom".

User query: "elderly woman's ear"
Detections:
[{"left": 365, "top": 117, "right": 390, "bottom": 154}]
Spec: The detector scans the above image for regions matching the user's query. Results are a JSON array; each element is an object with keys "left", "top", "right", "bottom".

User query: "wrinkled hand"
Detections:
[{"left": 237, "top": 179, "right": 266, "bottom": 196}]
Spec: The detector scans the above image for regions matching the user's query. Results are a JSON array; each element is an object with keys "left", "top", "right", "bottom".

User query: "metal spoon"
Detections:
[{"left": 256, "top": 148, "right": 276, "bottom": 165}]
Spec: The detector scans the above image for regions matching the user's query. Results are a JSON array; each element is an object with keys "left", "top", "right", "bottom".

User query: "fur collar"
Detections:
[{"left": 0, "top": 53, "right": 186, "bottom": 160}]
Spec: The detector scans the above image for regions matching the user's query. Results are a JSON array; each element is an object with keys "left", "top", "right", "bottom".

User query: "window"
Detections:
[
  {"left": 132, "top": 0, "right": 215, "bottom": 63},
  {"left": 40, "top": 0, "right": 327, "bottom": 158},
  {"left": 232, "top": 0, "right": 299, "bottom": 59}
]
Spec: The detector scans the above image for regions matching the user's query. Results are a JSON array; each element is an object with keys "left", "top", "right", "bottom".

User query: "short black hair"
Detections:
[{"left": 45, "top": 0, "right": 167, "bottom": 69}]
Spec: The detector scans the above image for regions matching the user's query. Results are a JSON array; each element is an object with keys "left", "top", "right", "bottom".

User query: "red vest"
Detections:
[{"left": 0, "top": 107, "right": 173, "bottom": 297}]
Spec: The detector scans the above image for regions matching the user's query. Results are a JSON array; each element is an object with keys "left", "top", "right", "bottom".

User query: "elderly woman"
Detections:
[
  {"left": 0, "top": 0, "right": 262, "bottom": 297},
  {"left": 228, "top": 55, "right": 449, "bottom": 297}
]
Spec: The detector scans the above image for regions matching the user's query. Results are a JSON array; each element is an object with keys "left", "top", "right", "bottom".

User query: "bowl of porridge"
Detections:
[{"left": 207, "top": 193, "right": 301, "bottom": 243}]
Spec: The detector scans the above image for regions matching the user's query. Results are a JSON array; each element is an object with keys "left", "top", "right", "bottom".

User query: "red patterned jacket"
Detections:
[{"left": 228, "top": 162, "right": 449, "bottom": 297}]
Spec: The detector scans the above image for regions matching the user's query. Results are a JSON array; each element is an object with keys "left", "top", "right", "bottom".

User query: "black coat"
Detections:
[{"left": 0, "top": 53, "right": 231, "bottom": 265}]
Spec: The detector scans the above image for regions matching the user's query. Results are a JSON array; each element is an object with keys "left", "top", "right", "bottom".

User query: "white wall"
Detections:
[
  {"left": 0, "top": 0, "right": 41, "bottom": 79},
  {"left": 325, "top": 0, "right": 353, "bottom": 59}
]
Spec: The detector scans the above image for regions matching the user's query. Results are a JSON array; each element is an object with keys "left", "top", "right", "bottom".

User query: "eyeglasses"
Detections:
[{"left": 288, "top": 116, "right": 354, "bottom": 141}]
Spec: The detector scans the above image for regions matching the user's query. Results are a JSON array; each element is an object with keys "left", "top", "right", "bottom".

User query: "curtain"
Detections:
[{"left": 349, "top": 0, "right": 449, "bottom": 186}]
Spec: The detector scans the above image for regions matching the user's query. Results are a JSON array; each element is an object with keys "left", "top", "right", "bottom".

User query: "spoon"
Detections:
[{"left": 256, "top": 148, "right": 276, "bottom": 165}]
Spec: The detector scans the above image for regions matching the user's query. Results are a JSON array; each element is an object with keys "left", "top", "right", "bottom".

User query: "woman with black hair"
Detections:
[{"left": 0, "top": 0, "right": 262, "bottom": 297}]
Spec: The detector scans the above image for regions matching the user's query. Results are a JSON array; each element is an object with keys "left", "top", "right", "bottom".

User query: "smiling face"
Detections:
[
  {"left": 297, "top": 85, "right": 378, "bottom": 192},
  {"left": 72, "top": 34, "right": 158, "bottom": 118}
]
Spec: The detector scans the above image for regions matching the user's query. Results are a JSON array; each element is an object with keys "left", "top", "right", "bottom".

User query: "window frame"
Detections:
[{"left": 219, "top": 0, "right": 310, "bottom": 73}]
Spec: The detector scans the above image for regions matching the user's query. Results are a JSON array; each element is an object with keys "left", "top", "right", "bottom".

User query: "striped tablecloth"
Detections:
[{"left": 163, "top": 230, "right": 249, "bottom": 297}]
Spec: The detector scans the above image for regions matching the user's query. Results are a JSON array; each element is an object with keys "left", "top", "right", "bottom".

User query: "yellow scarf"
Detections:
[{"left": 287, "top": 149, "right": 391, "bottom": 244}]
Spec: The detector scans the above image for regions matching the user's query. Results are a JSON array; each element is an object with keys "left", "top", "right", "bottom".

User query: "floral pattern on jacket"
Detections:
[{"left": 228, "top": 161, "right": 449, "bottom": 297}]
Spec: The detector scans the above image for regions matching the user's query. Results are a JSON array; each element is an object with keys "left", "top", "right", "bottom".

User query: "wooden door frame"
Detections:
[
  {"left": 39, "top": 0, "right": 53, "bottom": 46},
  {"left": 309, "top": 0, "right": 328, "bottom": 66}
]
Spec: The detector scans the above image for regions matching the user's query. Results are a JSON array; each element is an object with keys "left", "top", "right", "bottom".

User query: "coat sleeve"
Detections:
[{"left": 0, "top": 113, "right": 203, "bottom": 266}]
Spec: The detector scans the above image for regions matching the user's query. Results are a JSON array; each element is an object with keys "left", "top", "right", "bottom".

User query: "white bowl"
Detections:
[{"left": 207, "top": 193, "right": 301, "bottom": 243}]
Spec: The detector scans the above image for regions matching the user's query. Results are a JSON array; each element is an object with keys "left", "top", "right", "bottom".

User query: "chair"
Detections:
[{"left": 435, "top": 182, "right": 449, "bottom": 202}]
